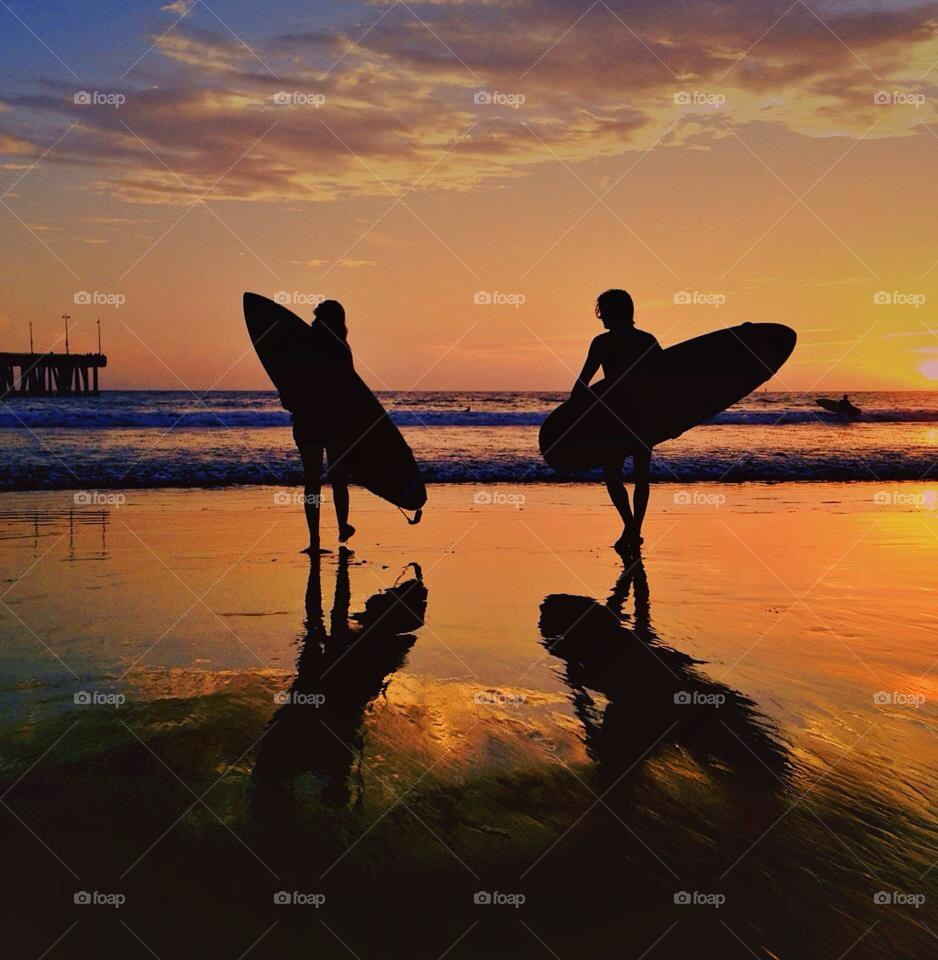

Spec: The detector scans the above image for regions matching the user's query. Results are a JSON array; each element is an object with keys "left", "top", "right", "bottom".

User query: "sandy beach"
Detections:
[{"left": 1, "top": 482, "right": 934, "bottom": 958}]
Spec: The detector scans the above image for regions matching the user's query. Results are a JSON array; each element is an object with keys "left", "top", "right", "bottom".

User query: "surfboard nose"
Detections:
[
  {"left": 743, "top": 322, "right": 797, "bottom": 367},
  {"left": 243, "top": 291, "right": 266, "bottom": 316},
  {"left": 767, "top": 323, "right": 797, "bottom": 364}
]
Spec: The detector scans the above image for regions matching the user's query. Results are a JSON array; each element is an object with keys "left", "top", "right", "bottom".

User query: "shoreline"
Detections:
[{"left": 3, "top": 476, "right": 938, "bottom": 494}]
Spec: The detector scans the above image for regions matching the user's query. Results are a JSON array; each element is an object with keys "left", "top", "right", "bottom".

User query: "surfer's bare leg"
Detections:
[
  {"left": 631, "top": 448, "right": 652, "bottom": 543},
  {"left": 603, "top": 461, "right": 635, "bottom": 547},
  {"left": 299, "top": 443, "right": 324, "bottom": 553},
  {"left": 327, "top": 457, "right": 355, "bottom": 543}
]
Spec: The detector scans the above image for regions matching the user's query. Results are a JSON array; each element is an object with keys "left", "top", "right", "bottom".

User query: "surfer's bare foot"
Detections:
[
  {"left": 613, "top": 530, "right": 644, "bottom": 556},
  {"left": 613, "top": 532, "right": 632, "bottom": 553},
  {"left": 338, "top": 524, "right": 356, "bottom": 543},
  {"left": 300, "top": 543, "right": 331, "bottom": 555}
]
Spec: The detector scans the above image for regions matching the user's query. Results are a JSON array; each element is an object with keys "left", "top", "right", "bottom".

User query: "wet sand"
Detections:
[{"left": 0, "top": 483, "right": 935, "bottom": 959}]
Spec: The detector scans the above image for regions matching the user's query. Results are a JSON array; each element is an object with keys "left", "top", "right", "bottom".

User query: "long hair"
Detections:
[
  {"left": 313, "top": 299, "right": 348, "bottom": 342},
  {"left": 595, "top": 289, "right": 634, "bottom": 331}
]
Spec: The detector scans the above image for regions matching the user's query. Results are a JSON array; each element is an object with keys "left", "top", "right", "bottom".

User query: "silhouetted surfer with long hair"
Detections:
[
  {"left": 293, "top": 299, "right": 356, "bottom": 553},
  {"left": 572, "top": 289, "right": 662, "bottom": 555}
]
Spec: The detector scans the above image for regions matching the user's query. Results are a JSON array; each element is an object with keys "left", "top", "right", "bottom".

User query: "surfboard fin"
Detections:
[{"left": 399, "top": 507, "right": 423, "bottom": 525}]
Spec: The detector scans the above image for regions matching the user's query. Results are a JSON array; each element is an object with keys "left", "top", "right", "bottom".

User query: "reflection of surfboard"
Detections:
[
  {"left": 539, "top": 322, "right": 796, "bottom": 472},
  {"left": 816, "top": 397, "right": 861, "bottom": 420},
  {"left": 243, "top": 293, "right": 426, "bottom": 514}
]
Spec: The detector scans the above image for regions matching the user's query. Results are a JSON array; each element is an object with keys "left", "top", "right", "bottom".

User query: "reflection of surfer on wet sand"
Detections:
[
  {"left": 538, "top": 558, "right": 789, "bottom": 788},
  {"left": 252, "top": 550, "right": 428, "bottom": 812}
]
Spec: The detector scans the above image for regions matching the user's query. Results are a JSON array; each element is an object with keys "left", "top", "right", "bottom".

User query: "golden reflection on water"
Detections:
[{"left": 0, "top": 485, "right": 934, "bottom": 957}]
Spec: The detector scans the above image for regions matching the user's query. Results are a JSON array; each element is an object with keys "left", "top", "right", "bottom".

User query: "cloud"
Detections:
[
  {"left": 289, "top": 256, "right": 376, "bottom": 268},
  {"left": 1, "top": 0, "right": 937, "bottom": 207},
  {"left": 82, "top": 216, "right": 163, "bottom": 226},
  {"left": 883, "top": 328, "right": 938, "bottom": 339},
  {"left": 160, "top": 1, "right": 197, "bottom": 14},
  {"left": 0, "top": 131, "right": 37, "bottom": 155}
]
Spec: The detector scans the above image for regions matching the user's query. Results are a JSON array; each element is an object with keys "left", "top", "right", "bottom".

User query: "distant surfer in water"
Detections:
[
  {"left": 573, "top": 289, "right": 662, "bottom": 555},
  {"left": 292, "top": 299, "right": 356, "bottom": 553}
]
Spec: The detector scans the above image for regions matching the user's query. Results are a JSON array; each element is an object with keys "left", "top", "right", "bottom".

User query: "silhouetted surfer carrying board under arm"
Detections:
[
  {"left": 540, "top": 288, "right": 797, "bottom": 558},
  {"left": 243, "top": 293, "right": 427, "bottom": 554},
  {"left": 571, "top": 289, "right": 662, "bottom": 556},
  {"left": 290, "top": 300, "right": 357, "bottom": 554}
]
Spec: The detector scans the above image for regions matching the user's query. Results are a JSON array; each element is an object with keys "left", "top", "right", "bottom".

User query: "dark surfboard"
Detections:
[
  {"left": 816, "top": 397, "right": 861, "bottom": 420},
  {"left": 539, "top": 322, "right": 797, "bottom": 472},
  {"left": 244, "top": 292, "right": 426, "bottom": 513}
]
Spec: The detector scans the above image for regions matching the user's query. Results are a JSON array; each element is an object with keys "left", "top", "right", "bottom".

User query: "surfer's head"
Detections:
[
  {"left": 313, "top": 299, "right": 348, "bottom": 341},
  {"left": 595, "top": 289, "right": 634, "bottom": 330}
]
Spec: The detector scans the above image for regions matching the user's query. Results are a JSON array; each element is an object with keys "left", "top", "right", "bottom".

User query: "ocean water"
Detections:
[{"left": 0, "top": 390, "right": 936, "bottom": 489}]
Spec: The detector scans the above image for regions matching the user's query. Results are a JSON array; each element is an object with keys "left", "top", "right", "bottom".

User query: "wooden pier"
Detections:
[{"left": 0, "top": 352, "right": 107, "bottom": 398}]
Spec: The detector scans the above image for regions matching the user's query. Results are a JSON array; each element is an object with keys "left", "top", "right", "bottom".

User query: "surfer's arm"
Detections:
[{"left": 572, "top": 339, "right": 601, "bottom": 395}]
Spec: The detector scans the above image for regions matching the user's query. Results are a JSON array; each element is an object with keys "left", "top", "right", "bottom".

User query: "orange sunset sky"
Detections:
[{"left": 1, "top": 0, "right": 938, "bottom": 390}]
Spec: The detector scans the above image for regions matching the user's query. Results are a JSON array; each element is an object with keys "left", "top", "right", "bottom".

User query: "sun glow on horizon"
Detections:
[{"left": 1, "top": 1, "right": 938, "bottom": 390}]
